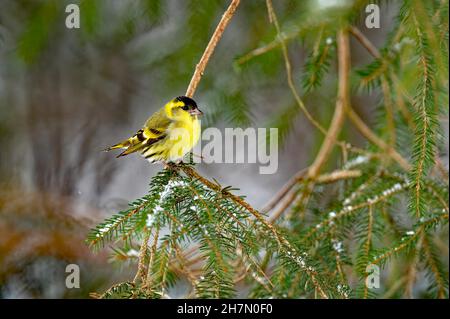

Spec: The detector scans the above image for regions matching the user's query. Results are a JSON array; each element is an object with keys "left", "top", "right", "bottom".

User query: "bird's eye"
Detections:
[{"left": 182, "top": 105, "right": 189, "bottom": 111}]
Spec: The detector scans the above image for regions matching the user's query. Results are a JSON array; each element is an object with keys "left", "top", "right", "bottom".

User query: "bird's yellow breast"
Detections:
[{"left": 165, "top": 112, "right": 200, "bottom": 161}]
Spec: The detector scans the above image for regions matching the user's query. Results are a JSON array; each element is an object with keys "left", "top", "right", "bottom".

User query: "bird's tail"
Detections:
[
  {"left": 104, "top": 128, "right": 162, "bottom": 158},
  {"left": 103, "top": 135, "right": 149, "bottom": 158},
  {"left": 103, "top": 139, "right": 131, "bottom": 152}
]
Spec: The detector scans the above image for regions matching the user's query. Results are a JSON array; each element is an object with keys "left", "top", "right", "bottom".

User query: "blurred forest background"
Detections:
[{"left": 0, "top": 0, "right": 448, "bottom": 298}]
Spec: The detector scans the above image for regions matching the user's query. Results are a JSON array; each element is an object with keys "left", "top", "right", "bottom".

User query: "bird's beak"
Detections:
[{"left": 189, "top": 108, "right": 203, "bottom": 116}]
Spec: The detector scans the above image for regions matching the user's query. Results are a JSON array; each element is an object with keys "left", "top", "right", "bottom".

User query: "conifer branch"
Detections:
[
  {"left": 180, "top": 165, "right": 338, "bottom": 299},
  {"left": 305, "top": 181, "right": 410, "bottom": 241},
  {"left": 421, "top": 233, "right": 447, "bottom": 298},
  {"left": 87, "top": 202, "right": 147, "bottom": 249},
  {"left": 371, "top": 213, "right": 448, "bottom": 267},
  {"left": 410, "top": 6, "right": 437, "bottom": 218},
  {"left": 144, "top": 226, "right": 159, "bottom": 291},
  {"left": 372, "top": 231, "right": 420, "bottom": 268},
  {"left": 133, "top": 228, "right": 151, "bottom": 284}
]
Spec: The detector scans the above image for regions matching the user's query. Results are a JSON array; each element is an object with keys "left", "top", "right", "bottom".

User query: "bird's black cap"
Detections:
[{"left": 176, "top": 96, "right": 198, "bottom": 108}]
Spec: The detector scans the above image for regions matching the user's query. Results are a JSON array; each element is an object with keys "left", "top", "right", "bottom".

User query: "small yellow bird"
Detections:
[{"left": 105, "top": 96, "right": 203, "bottom": 164}]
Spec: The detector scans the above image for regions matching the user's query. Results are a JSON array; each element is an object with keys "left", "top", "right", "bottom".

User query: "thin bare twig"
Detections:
[
  {"left": 265, "top": 0, "right": 327, "bottom": 136},
  {"left": 349, "top": 26, "right": 380, "bottom": 58},
  {"left": 286, "top": 29, "right": 350, "bottom": 220},
  {"left": 262, "top": 168, "right": 308, "bottom": 213},
  {"left": 347, "top": 107, "right": 411, "bottom": 171},
  {"left": 288, "top": 29, "right": 350, "bottom": 218},
  {"left": 185, "top": 0, "right": 241, "bottom": 98},
  {"left": 316, "top": 169, "right": 362, "bottom": 184},
  {"left": 268, "top": 188, "right": 299, "bottom": 222},
  {"left": 236, "top": 28, "right": 301, "bottom": 65},
  {"left": 308, "top": 28, "right": 351, "bottom": 179},
  {"left": 267, "top": 169, "right": 361, "bottom": 222}
]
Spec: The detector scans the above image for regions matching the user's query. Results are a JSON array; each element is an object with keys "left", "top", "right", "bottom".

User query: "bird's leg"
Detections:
[{"left": 163, "top": 161, "right": 180, "bottom": 171}]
